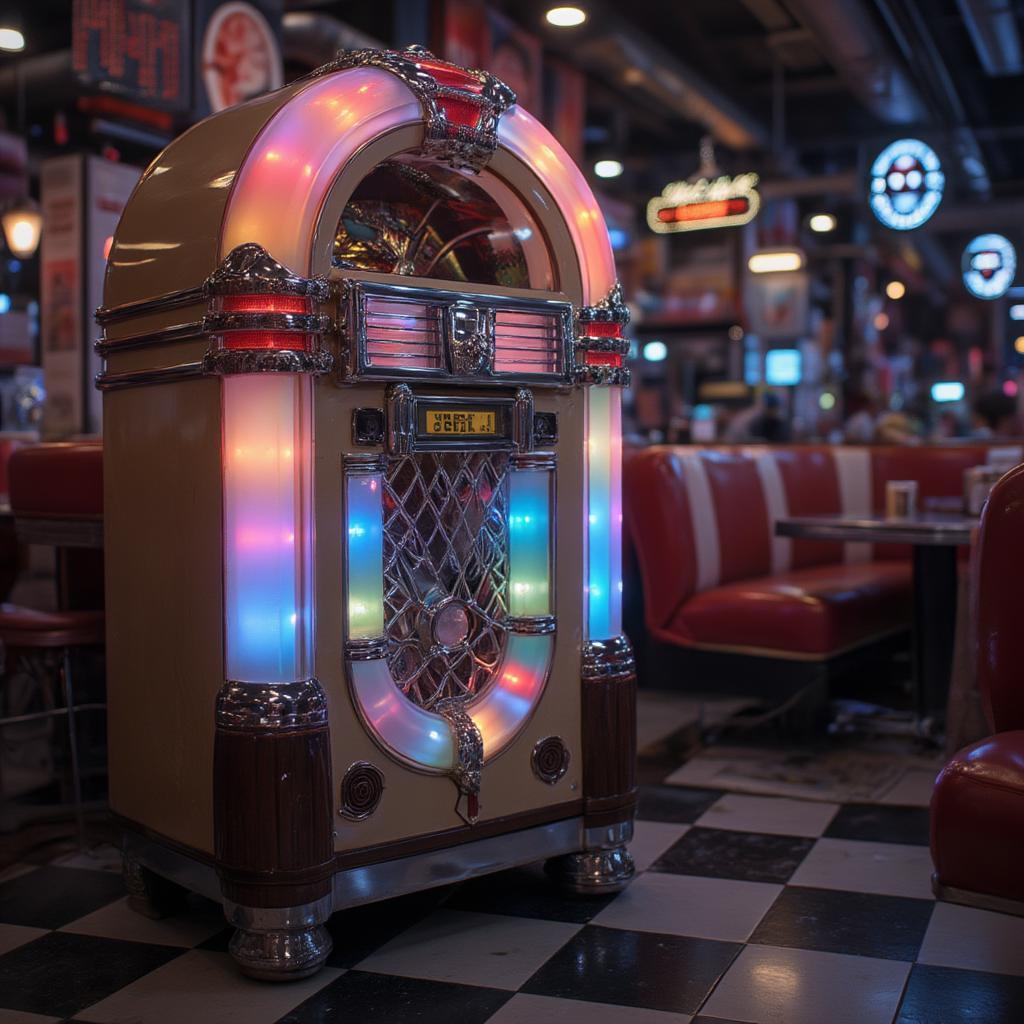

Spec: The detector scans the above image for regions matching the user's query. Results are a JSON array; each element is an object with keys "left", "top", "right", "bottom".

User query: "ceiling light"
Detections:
[
  {"left": 1015, "top": 335, "right": 1024, "bottom": 354},
  {"left": 1, "top": 201, "right": 41, "bottom": 259},
  {"left": 642, "top": 341, "right": 668, "bottom": 362},
  {"left": 1010, "top": 304, "right": 1024, "bottom": 320},
  {"left": 809, "top": 213, "right": 836, "bottom": 233},
  {"left": 594, "top": 159, "right": 623, "bottom": 179},
  {"left": 886, "top": 280, "right": 906, "bottom": 300},
  {"left": 874, "top": 312, "right": 890, "bottom": 331},
  {"left": 0, "top": 28, "right": 24, "bottom": 52},
  {"left": 747, "top": 250, "right": 805, "bottom": 274},
  {"left": 545, "top": 6, "right": 586, "bottom": 27}
]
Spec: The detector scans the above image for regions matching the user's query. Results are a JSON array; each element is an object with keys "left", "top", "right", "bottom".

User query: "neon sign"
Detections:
[
  {"left": 647, "top": 173, "right": 760, "bottom": 233},
  {"left": 869, "top": 139, "right": 944, "bottom": 231},
  {"left": 962, "top": 233, "right": 1016, "bottom": 299}
]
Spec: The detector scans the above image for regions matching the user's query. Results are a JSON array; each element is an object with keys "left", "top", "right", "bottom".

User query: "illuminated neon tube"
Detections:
[
  {"left": 585, "top": 386, "right": 623, "bottom": 640},
  {"left": 345, "top": 470, "right": 385, "bottom": 639},
  {"left": 222, "top": 373, "right": 313, "bottom": 683},
  {"left": 508, "top": 469, "right": 552, "bottom": 617}
]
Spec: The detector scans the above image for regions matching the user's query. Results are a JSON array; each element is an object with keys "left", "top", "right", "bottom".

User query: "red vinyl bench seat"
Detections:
[{"left": 625, "top": 443, "right": 996, "bottom": 662}]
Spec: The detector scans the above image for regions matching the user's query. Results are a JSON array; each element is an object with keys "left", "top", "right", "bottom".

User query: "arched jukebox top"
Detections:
[{"left": 97, "top": 47, "right": 631, "bottom": 829}]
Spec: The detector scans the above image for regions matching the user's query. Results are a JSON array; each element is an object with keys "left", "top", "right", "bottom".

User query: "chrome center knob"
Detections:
[
  {"left": 433, "top": 600, "right": 471, "bottom": 648},
  {"left": 417, "top": 593, "right": 472, "bottom": 652}
]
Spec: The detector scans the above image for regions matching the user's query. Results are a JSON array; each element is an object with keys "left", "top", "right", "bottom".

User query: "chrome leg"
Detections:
[
  {"left": 60, "top": 650, "right": 86, "bottom": 851},
  {"left": 224, "top": 897, "right": 333, "bottom": 982},
  {"left": 545, "top": 820, "right": 636, "bottom": 896},
  {"left": 123, "top": 849, "right": 188, "bottom": 919}
]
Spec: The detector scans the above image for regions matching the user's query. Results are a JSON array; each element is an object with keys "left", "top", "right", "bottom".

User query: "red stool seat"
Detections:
[
  {"left": 8, "top": 442, "right": 103, "bottom": 518},
  {"left": 931, "top": 731, "right": 1024, "bottom": 907},
  {"left": 0, "top": 604, "right": 105, "bottom": 648}
]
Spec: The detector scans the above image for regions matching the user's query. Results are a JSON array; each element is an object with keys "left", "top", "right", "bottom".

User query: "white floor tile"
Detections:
[
  {"left": 592, "top": 872, "right": 781, "bottom": 942},
  {"left": 60, "top": 896, "right": 226, "bottom": 948},
  {"left": 629, "top": 821, "right": 690, "bottom": 873},
  {"left": 701, "top": 945, "right": 910, "bottom": 1024},
  {"left": 74, "top": 950, "right": 341, "bottom": 1024},
  {"left": 0, "top": 923, "right": 47, "bottom": 958},
  {"left": 488, "top": 993, "right": 691, "bottom": 1023},
  {"left": 0, "top": 1010, "right": 62, "bottom": 1024},
  {"left": 789, "top": 838, "right": 934, "bottom": 900},
  {"left": 357, "top": 909, "right": 580, "bottom": 991},
  {"left": 878, "top": 769, "right": 936, "bottom": 807},
  {"left": 696, "top": 794, "right": 840, "bottom": 838},
  {"left": 919, "top": 901, "right": 1024, "bottom": 976}
]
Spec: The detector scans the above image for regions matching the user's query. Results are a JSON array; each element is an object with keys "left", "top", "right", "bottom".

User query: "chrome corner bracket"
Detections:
[
  {"left": 206, "top": 243, "right": 330, "bottom": 302},
  {"left": 512, "top": 388, "right": 535, "bottom": 451},
  {"left": 436, "top": 698, "right": 484, "bottom": 824},
  {"left": 581, "top": 635, "right": 636, "bottom": 682},
  {"left": 574, "top": 281, "right": 632, "bottom": 387},
  {"left": 386, "top": 382, "right": 416, "bottom": 455},
  {"left": 202, "top": 348, "right": 334, "bottom": 376},
  {"left": 215, "top": 679, "right": 328, "bottom": 730},
  {"left": 323, "top": 45, "right": 516, "bottom": 173},
  {"left": 340, "top": 761, "right": 386, "bottom": 821}
]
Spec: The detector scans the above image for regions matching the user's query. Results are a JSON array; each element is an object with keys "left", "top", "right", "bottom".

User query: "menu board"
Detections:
[{"left": 72, "top": 0, "right": 191, "bottom": 112}]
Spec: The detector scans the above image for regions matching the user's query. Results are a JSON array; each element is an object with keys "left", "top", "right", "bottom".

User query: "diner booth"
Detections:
[{"left": 92, "top": 47, "right": 635, "bottom": 980}]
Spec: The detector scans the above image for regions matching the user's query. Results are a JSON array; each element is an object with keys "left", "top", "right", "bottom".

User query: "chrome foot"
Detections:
[
  {"left": 546, "top": 844, "right": 636, "bottom": 895},
  {"left": 224, "top": 897, "right": 333, "bottom": 981},
  {"left": 122, "top": 852, "right": 187, "bottom": 920}
]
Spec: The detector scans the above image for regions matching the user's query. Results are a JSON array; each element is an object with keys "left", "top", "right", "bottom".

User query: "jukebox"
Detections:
[{"left": 96, "top": 46, "right": 635, "bottom": 980}]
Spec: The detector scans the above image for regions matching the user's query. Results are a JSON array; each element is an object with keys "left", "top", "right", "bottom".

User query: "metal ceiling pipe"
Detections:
[
  {"left": 780, "top": 0, "right": 929, "bottom": 123},
  {"left": 955, "top": 0, "right": 1023, "bottom": 76},
  {"left": 281, "top": 11, "right": 383, "bottom": 71}
]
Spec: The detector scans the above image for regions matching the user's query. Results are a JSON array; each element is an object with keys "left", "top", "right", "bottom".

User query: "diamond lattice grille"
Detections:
[{"left": 382, "top": 452, "right": 510, "bottom": 709}]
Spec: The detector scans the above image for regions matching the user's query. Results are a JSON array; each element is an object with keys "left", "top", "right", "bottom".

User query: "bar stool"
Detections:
[{"left": 0, "top": 443, "right": 105, "bottom": 848}]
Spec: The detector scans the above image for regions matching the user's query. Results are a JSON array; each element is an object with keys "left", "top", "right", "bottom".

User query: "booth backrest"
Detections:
[
  {"left": 974, "top": 461, "right": 1024, "bottom": 734},
  {"left": 625, "top": 443, "right": 998, "bottom": 633}
]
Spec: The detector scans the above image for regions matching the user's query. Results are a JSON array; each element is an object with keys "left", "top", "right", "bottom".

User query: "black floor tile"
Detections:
[
  {"left": 522, "top": 924, "right": 741, "bottom": 1015},
  {"left": 0, "top": 865, "right": 124, "bottom": 929},
  {"left": 651, "top": 826, "right": 815, "bottom": 883},
  {"left": 824, "top": 803, "right": 931, "bottom": 846},
  {"left": 750, "top": 886, "right": 935, "bottom": 961},
  {"left": 445, "top": 864, "right": 615, "bottom": 924},
  {"left": 637, "top": 785, "right": 724, "bottom": 824},
  {"left": 0, "top": 931, "right": 182, "bottom": 1018},
  {"left": 276, "top": 969, "right": 512, "bottom": 1024},
  {"left": 325, "top": 886, "right": 454, "bottom": 969},
  {"left": 895, "top": 964, "right": 1024, "bottom": 1024}
]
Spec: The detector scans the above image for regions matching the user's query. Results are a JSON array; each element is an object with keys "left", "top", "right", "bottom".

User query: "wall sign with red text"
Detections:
[{"left": 647, "top": 173, "right": 760, "bottom": 234}]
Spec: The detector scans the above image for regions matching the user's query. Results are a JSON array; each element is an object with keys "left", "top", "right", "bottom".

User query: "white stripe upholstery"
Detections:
[
  {"left": 744, "top": 448, "right": 792, "bottom": 575},
  {"left": 833, "top": 447, "right": 872, "bottom": 563},
  {"left": 678, "top": 452, "right": 721, "bottom": 592}
]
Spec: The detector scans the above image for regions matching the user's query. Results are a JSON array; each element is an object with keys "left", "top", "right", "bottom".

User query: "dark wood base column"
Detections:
[{"left": 213, "top": 679, "right": 335, "bottom": 981}]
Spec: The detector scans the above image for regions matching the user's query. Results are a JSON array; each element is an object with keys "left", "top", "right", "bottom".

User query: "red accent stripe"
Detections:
[
  {"left": 222, "top": 295, "right": 309, "bottom": 314},
  {"left": 584, "top": 352, "right": 623, "bottom": 367},
  {"left": 224, "top": 332, "right": 311, "bottom": 351},
  {"left": 583, "top": 322, "right": 623, "bottom": 338}
]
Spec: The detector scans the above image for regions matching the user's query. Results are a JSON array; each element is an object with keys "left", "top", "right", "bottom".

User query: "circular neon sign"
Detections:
[
  {"left": 869, "top": 139, "right": 944, "bottom": 230},
  {"left": 962, "top": 233, "right": 1017, "bottom": 299}
]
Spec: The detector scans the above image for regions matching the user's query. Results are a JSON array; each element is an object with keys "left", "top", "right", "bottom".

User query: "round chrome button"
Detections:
[{"left": 433, "top": 600, "right": 471, "bottom": 648}]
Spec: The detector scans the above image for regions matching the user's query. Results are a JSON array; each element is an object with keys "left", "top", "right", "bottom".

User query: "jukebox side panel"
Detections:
[
  {"left": 104, "top": 378, "right": 226, "bottom": 854},
  {"left": 315, "top": 381, "right": 585, "bottom": 851}
]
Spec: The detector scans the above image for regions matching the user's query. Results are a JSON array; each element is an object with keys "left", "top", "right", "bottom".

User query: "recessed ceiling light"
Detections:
[
  {"left": 886, "top": 280, "right": 906, "bottom": 300},
  {"left": 594, "top": 159, "right": 623, "bottom": 179},
  {"left": 809, "top": 213, "right": 836, "bottom": 233},
  {"left": 546, "top": 7, "right": 587, "bottom": 28},
  {"left": 0, "top": 28, "right": 24, "bottom": 52}
]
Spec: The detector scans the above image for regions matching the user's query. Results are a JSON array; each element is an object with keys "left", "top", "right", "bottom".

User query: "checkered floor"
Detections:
[{"left": 2, "top": 782, "right": 1023, "bottom": 1024}]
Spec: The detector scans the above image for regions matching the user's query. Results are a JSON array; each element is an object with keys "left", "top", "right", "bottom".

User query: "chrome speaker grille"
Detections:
[{"left": 382, "top": 451, "right": 510, "bottom": 709}]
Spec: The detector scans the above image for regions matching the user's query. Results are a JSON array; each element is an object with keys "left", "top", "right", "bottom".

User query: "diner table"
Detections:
[{"left": 776, "top": 511, "right": 976, "bottom": 733}]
